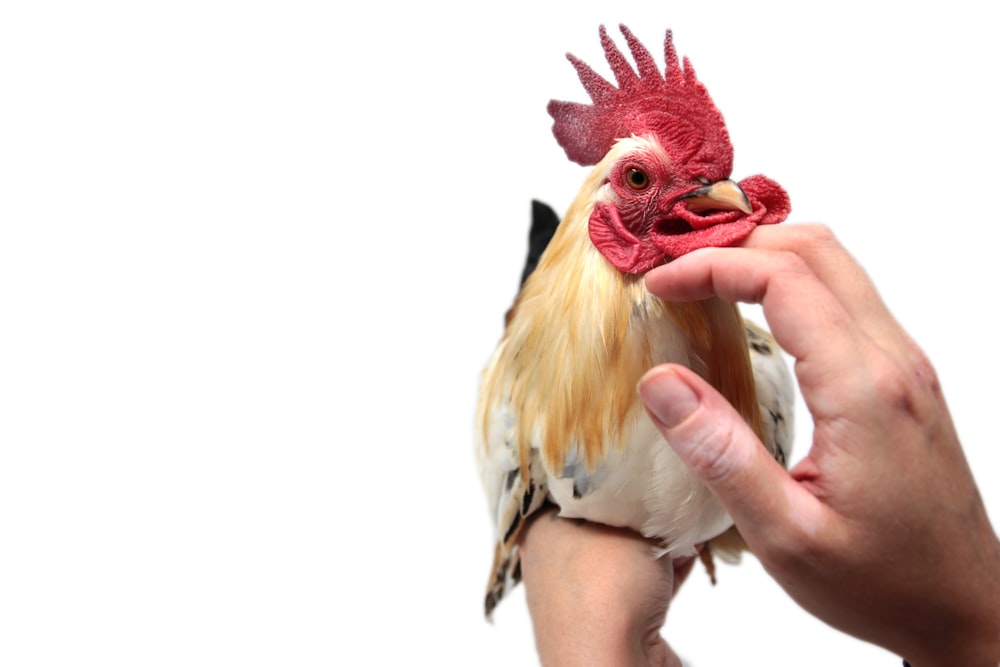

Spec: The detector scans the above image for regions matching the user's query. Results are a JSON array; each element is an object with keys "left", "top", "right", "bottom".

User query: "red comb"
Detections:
[{"left": 548, "top": 25, "right": 734, "bottom": 173}]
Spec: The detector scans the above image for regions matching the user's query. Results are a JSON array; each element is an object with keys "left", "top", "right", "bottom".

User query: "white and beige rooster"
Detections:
[{"left": 475, "top": 24, "right": 796, "bottom": 618}]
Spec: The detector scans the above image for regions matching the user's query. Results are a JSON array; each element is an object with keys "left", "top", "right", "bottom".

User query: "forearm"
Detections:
[
  {"left": 519, "top": 509, "right": 680, "bottom": 667},
  {"left": 527, "top": 595, "right": 653, "bottom": 667}
]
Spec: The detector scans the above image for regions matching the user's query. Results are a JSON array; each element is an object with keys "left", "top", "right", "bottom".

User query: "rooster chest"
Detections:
[
  {"left": 542, "top": 412, "right": 732, "bottom": 556},
  {"left": 527, "top": 306, "right": 733, "bottom": 554}
]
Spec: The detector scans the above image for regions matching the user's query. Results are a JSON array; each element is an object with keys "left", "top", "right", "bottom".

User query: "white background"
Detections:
[{"left": 2, "top": 1, "right": 998, "bottom": 665}]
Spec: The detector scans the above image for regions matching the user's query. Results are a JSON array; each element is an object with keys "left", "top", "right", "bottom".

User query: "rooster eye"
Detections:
[
  {"left": 625, "top": 168, "right": 649, "bottom": 190},
  {"left": 696, "top": 176, "right": 711, "bottom": 185}
]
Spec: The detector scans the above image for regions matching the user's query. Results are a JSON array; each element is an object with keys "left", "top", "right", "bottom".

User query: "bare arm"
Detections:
[{"left": 519, "top": 506, "right": 694, "bottom": 667}]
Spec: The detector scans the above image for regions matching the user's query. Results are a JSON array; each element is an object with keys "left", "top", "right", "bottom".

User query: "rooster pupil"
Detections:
[{"left": 626, "top": 168, "right": 648, "bottom": 190}]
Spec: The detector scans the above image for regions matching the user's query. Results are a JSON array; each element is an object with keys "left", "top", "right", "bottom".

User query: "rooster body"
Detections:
[{"left": 476, "top": 26, "right": 795, "bottom": 618}]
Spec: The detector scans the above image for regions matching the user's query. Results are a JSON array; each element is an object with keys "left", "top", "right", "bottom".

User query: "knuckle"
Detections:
[
  {"left": 773, "top": 251, "right": 811, "bottom": 277},
  {"left": 906, "top": 346, "right": 943, "bottom": 397},
  {"left": 867, "top": 346, "right": 942, "bottom": 418},
  {"left": 869, "top": 360, "right": 911, "bottom": 407},
  {"left": 796, "top": 222, "right": 839, "bottom": 247}
]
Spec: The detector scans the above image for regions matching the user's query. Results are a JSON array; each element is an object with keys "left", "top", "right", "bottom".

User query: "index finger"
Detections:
[
  {"left": 739, "top": 224, "right": 911, "bottom": 357},
  {"left": 644, "top": 245, "right": 873, "bottom": 408}
]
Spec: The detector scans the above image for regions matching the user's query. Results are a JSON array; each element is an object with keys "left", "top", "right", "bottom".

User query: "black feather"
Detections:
[{"left": 519, "top": 200, "right": 561, "bottom": 287}]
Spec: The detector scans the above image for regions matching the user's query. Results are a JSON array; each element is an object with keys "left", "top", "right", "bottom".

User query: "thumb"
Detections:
[{"left": 637, "top": 364, "right": 798, "bottom": 540}]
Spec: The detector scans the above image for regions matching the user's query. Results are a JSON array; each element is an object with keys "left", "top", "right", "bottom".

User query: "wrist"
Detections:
[
  {"left": 905, "top": 646, "right": 999, "bottom": 667},
  {"left": 893, "top": 527, "right": 1000, "bottom": 667},
  {"left": 899, "top": 597, "right": 1000, "bottom": 667}
]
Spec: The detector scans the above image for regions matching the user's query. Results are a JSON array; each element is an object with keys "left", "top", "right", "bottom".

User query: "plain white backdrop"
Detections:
[{"left": 2, "top": 1, "right": 998, "bottom": 665}]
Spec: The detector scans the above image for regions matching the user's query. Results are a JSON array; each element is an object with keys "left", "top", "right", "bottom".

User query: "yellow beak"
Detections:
[{"left": 681, "top": 179, "right": 753, "bottom": 214}]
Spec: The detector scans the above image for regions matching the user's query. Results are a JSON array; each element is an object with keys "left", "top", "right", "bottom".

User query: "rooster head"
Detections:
[{"left": 548, "top": 25, "right": 790, "bottom": 274}]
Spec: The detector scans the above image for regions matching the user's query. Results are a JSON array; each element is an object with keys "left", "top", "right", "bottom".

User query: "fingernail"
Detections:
[{"left": 638, "top": 368, "right": 700, "bottom": 428}]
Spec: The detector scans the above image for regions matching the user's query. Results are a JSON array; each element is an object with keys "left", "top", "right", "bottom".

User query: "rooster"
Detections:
[{"left": 475, "top": 24, "right": 795, "bottom": 619}]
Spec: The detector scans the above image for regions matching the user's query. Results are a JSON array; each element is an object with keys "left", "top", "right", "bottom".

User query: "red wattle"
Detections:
[
  {"left": 588, "top": 202, "right": 667, "bottom": 274},
  {"left": 589, "top": 175, "right": 791, "bottom": 275}
]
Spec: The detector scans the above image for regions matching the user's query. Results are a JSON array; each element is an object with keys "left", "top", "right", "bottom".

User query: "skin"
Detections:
[
  {"left": 520, "top": 506, "right": 692, "bottom": 667},
  {"left": 519, "top": 224, "right": 1000, "bottom": 666}
]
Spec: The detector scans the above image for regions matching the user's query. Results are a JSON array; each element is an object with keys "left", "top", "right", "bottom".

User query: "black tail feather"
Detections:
[{"left": 519, "top": 200, "right": 561, "bottom": 287}]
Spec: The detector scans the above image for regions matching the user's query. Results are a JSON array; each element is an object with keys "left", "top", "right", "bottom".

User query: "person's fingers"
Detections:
[
  {"left": 645, "top": 245, "right": 876, "bottom": 409},
  {"left": 645, "top": 245, "right": 852, "bottom": 358},
  {"left": 637, "top": 364, "right": 828, "bottom": 552},
  {"left": 739, "top": 224, "right": 917, "bottom": 365},
  {"left": 739, "top": 225, "right": 891, "bottom": 324}
]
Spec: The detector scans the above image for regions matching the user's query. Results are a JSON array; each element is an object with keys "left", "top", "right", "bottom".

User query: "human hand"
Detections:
[
  {"left": 637, "top": 224, "right": 1000, "bottom": 667},
  {"left": 519, "top": 505, "right": 695, "bottom": 667}
]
